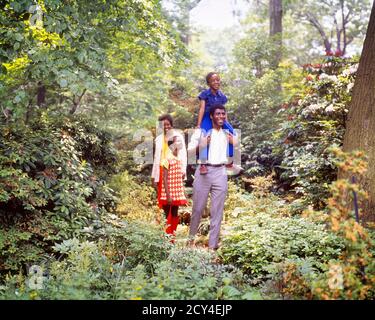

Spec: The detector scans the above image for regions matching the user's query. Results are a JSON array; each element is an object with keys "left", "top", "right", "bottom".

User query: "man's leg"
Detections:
[
  {"left": 189, "top": 167, "right": 211, "bottom": 240},
  {"left": 208, "top": 167, "right": 228, "bottom": 249}
]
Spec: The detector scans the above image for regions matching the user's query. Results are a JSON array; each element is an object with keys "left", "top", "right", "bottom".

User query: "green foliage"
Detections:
[
  {"left": 113, "top": 247, "right": 259, "bottom": 300},
  {"left": 305, "top": 149, "right": 375, "bottom": 299},
  {"left": 276, "top": 57, "right": 358, "bottom": 208},
  {"left": 98, "top": 218, "right": 172, "bottom": 273},
  {"left": 0, "top": 0, "right": 186, "bottom": 121},
  {"left": 227, "top": 29, "right": 304, "bottom": 178},
  {"left": 109, "top": 171, "right": 156, "bottom": 222},
  {"left": 0, "top": 114, "right": 117, "bottom": 274},
  {"left": 219, "top": 212, "right": 344, "bottom": 278},
  {"left": 0, "top": 235, "right": 260, "bottom": 300},
  {"left": 0, "top": 223, "right": 47, "bottom": 273}
]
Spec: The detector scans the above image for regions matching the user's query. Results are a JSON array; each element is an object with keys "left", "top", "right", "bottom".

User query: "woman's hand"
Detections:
[{"left": 167, "top": 196, "right": 172, "bottom": 204}]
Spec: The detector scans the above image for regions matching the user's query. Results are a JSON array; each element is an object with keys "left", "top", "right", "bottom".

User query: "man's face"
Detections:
[{"left": 211, "top": 108, "right": 226, "bottom": 127}]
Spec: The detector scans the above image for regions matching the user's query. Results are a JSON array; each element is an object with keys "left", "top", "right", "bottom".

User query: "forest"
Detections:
[{"left": 0, "top": 0, "right": 374, "bottom": 300}]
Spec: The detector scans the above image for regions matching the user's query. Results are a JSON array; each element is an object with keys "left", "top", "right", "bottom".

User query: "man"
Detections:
[{"left": 187, "top": 105, "right": 238, "bottom": 250}]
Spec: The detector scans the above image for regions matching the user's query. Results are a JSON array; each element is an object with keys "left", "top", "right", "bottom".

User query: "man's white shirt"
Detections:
[{"left": 188, "top": 128, "right": 230, "bottom": 165}]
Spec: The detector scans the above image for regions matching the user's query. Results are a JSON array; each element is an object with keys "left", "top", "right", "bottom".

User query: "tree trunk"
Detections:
[
  {"left": 269, "top": 0, "right": 282, "bottom": 90},
  {"left": 37, "top": 82, "right": 46, "bottom": 106},
  {"left": 179, "top": 0, "right": 202, "bottom": 46},
  {"left": 269, "top": 0, "right": 282, "bottom": 38},
  {"left": 340, "top": 0, "right": 375, "bottom": 222}
]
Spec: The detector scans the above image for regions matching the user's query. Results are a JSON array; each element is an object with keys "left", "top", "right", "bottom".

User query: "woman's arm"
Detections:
[
  {"left": 163, "top": 166, "right": 172, "bottom": 204},
  {"left": 196, "top": 100, "right": 206, "bottom": 128}
]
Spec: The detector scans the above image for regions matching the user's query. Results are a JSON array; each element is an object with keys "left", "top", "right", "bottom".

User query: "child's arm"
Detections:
[
  {"left": 163, "top": 167, "right": 172, "bottom": 204},
  {"left": 196, "top": 99, "right": 205, "bottom": 128}
]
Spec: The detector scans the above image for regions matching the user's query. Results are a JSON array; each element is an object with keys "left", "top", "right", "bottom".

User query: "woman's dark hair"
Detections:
[
  {"left": 206, "top": 72, "right": 218, "bottom": 84},
  {"left": 210, "top": 104, "right": 226, "bottom": 117},
  {"left": 158, "top": 114, "right": 173, "bottom": 127}
]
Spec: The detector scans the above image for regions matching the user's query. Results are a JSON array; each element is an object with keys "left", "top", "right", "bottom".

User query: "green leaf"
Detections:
[
  {"left": 14, "top": 33, "right": 23, "bottom": 42},
  {"left": 59, "top": 79, "right": 68, "bottom": 88},
  {"left": 0, "top": 64, "right": 7, "bottom": 75}
]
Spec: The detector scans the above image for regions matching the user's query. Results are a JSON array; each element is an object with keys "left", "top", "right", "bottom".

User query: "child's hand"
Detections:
[
  {"left": 207, "top": 135, "right": 211, "bottom": 145},
  {"left": 227, "top": 133, "right": 234, "bottom": 144},
  {"left": 199, "top": 135, "right": 210, "bottom": 148}
]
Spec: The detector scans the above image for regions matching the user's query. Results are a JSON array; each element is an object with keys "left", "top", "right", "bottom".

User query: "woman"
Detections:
[
  {"left": 151, "top": 114, "right": 187, "bottom": 238},
  {"left": 158, "top": 136, "right": 187, "bottom": 238}
]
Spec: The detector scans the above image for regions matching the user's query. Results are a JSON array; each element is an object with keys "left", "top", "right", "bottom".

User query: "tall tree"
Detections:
[
  {"left": 163, "top": 0, "right": 202, "bottom": 45},
  {"left": 269, "top": 0, "right": 282, "bottom": 92},
  {"left": 0, "top": 0, "right": 180, "bottom": 120},
  {"left": 269, "top": 0, "right": 282, "bottom": 64},
  {"left": 292, "top": 0, "right": 371, "bottom": 55},
  {"left": 341, "top": 0, "right": 375, "bottom": 221}
]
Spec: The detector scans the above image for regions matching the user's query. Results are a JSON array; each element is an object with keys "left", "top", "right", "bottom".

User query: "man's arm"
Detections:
[
  {"left": 187, "top": 129, "right": 210, "bottom": 156},
  {"left": 227, "top": 132, "right": 239, "bottom": 147}
]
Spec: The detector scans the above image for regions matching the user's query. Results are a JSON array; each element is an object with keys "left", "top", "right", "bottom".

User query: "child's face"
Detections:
[{"left": 208, "top": 74, "right": 221, "bottom": 91}]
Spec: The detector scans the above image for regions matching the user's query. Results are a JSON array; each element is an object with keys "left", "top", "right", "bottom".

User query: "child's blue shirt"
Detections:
[{"left": 198, "top": 89, "right": 228, "bottom": 116}]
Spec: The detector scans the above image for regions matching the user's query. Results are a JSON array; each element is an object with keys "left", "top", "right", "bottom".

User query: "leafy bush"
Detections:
[
  {"left": 0, "top": 238, "right": 261, "bottom": 300},
  {"left": 113, "top": 247, "right": 261, "bottom": 300},
  {"left": 95, "top": 217, "right": 173, "bottom": 273},
  {"left": 219, "top": 212, "right": 345, "bottom": 278},
  {"left": 305, "top": 149, "right": 375, "bottom": 299},
  {"left": 109, "top": 171, "right": 157, "bottom": 222},
  {"left": 0, "top": 115, "right": 117, "bottom": 275},
  {"left": 275, "top": 57, "right": 358, "bottom": 208}
]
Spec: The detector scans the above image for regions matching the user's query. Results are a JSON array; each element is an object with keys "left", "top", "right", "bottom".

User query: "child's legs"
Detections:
[
  {"left": 199, "top": 115, "right": 212, "bottom": 163},
  {"left": 223, "top": 120, "right": 234, "bottom": 158}
]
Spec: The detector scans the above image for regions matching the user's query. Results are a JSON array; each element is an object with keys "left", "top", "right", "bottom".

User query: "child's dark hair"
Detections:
[
  {"left": 158, "top": 114, "right": 173, "bottom": 127},
  {"left": 210, "top": 104, "right": 226, "bottom": 117},
  {"left": 206, "top": 72, "right": 218, "bottom": 84}
]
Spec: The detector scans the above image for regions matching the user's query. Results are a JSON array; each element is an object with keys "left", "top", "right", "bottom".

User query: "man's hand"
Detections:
[
  {"left": 227, "top": 132, "right": 238, "bottom": 146},
  {"left": 151, "top": 178, "right": 158, "bottom": 189}
]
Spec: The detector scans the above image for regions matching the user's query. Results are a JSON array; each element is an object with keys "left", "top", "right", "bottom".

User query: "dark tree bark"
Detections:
[
  {"left": 37, "top": 82, "right": 46, "bottom": 106},
  {"left": 340, "top": 0, "right": 375, "bottom": 222},
  {"left": 269, "top": 0, "right": 282, "bottom": 89},
  {"left": 269, "top": 0, "right": 282, "bottom": 37}
]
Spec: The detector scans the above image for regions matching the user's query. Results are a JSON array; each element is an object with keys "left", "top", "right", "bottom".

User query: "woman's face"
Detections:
[{"left": 163, "top": 119, "right": 172, "bottom": 133}]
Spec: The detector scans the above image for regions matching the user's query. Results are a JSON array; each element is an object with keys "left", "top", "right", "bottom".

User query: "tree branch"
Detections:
[
  {"left": 306, "top": 12, "right": 332, "bottom": 52},
  {"left": 69, "top": 89, "right": 87, "bottom": 114}
]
